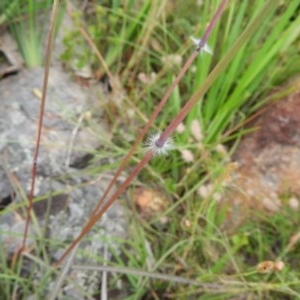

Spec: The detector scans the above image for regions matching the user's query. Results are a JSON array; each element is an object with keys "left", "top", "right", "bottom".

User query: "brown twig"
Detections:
[
  {"left": 54, "top": 0, "right": 228, "bottom": 266},
  {"left": 22, "top": 0, "right": 60, "bottom": 250},
  {"left": 89, "top": 0, "right": 228, "bottom": 219}
]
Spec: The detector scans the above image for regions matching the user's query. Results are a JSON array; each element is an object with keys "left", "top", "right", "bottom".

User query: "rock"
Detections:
[
  {"left": 0, "top": 67, "right": 127, "bottom": 263},
  {"left": 0, "top": 32, "right": 23, "bottom": 78}
]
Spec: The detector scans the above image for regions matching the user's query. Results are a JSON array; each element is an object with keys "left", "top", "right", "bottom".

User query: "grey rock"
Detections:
[{"left": 0, "top": 67, "right": 127, "bottom": 265}]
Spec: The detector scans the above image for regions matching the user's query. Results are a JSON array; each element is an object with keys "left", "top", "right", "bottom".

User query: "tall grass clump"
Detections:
[{"left": 0, "top": 0, "right": 59, "bottom": 67}]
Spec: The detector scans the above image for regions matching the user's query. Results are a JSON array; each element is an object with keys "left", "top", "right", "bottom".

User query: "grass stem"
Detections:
[{"left": 22, "top": 0, "right": 60, "bottom": 251}]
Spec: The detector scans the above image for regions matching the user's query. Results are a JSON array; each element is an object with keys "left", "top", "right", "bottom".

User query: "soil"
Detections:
[{"left": 222, "top": 77, "right": 300, "bottom": 232}]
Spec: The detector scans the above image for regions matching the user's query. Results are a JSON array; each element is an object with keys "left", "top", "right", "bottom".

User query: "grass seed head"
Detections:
[
  {"left": 190, "top": 36, "right": 213, "bottom": 55},
  {"left": 145, "top": 132, "right": 173, "bottom": 156}
]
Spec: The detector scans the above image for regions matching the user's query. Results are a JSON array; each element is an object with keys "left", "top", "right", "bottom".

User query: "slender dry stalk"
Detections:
[
  {"left": 73, "top": 264, "right": 221, "bottom": 287},
  {"left": 22, "top": 0, "right": 60, "bottom": 250},
  {"left": 89, "top": 0, "right": 228, "bottom": 218},
  {"left": 54, "top": 0, "right": 228, "bottom": 266},
  {"left": 90, "top": 52, "right": 198, "bottom": 218},
  {"left": 56, "top": 0, "right": 275, "bottom": 264}
]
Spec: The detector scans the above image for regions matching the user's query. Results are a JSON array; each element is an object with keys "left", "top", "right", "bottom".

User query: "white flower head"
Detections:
[
  {"left": 190, "top": 36, "right": 213, "bottom": 55},
  {"left": 145, "top": 132, "right": 173, "bottom": 156}
]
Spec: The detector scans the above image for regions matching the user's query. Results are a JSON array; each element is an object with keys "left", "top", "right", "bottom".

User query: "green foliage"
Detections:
[
  {"left": 108, "top": 1, "right": 300, "bottom": 298},
  {"left": 1, "top": 0, "right": 62, "bottom": 67},
  {"left": 61, "top": 0, "right": 180, "bottom": 76},
  {"left": 1, "top": 0, "right": 300, "bottom": 299},
  {"left": 0, "top": 0, "right": 19, "bottom": 26},
  {"left": 199, "top": 1, "right": 300, "bottom": 144}
]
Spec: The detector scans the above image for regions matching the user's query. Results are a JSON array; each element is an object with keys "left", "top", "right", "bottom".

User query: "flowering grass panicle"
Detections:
[
  {"left": 190, "top": 36, "right": 213, "bottom": 55},
  {"left": 145, "top": 132, "right": 174, "bottom": 156}
]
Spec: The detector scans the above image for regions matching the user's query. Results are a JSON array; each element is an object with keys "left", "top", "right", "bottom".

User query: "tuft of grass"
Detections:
[{"left": 1, "top": 0, "right": 62, "bottom": 67}]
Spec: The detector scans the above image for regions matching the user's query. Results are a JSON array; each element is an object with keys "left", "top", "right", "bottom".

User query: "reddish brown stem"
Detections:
[
  {"left": 55, "top": 0, "right": 228, "bottom": 265},
  {"left": 55, "top": 150, "right": 154, "bottom": 266},
  {"left": 197, "top": 0, "right": 227, "bottom": 50},
  {"left": 22, "top": 0, "right": 60, "bottom": 250},
  {"left": 91, "top": 0, "right": 227, "bottom": 219},
  {"left": 158, "top": 0, "right": 228, "bottom": 144},
  {"left": 90, "top": 51, "right": 198, "bottom": 218}
]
